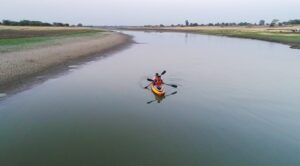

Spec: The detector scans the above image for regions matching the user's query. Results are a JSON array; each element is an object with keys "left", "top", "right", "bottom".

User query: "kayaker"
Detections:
[{"left": 153, "top": 73, "right": 164, "bottom": 87}]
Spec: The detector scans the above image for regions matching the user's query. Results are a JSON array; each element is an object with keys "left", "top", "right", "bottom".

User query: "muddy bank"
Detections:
[{"left": 0, "top": 32, "right": 131, "bottom": 88}]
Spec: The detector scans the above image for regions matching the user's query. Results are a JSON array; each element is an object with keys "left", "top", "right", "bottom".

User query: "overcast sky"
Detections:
[{"left": 1, "top": 0, "right": 299, "bottom": 25}]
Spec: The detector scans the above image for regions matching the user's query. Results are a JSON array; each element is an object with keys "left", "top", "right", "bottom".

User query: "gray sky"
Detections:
[{"left": 1, "top": 0, "right": 299, "bottom": 25}]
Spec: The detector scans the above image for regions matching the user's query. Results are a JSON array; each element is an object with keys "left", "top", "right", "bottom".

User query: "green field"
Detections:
[
  {"left": 0, "top": 26, "right": 104, "bottom": 52},
  {"left": 0, "top": 31, "right": 102, "bottom": 46}
]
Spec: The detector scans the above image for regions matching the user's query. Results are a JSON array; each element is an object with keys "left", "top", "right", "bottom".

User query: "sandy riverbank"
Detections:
[{"left": 0, "top": 31, "right": 131, "bottom": 87}]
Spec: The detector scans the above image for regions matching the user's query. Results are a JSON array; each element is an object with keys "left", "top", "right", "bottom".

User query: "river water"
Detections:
[{"left": 1, "top": 31, "right": 300, "bottom": 165}]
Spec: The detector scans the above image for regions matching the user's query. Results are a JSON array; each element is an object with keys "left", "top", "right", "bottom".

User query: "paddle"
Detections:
[
  {"left": 161, "top": 70, "right": 166, "bottom": 76},
  {"left": 164, "top": 83, "right": 178, "bottom": 88},
  {"left": 144, "top": 78, "right": 154, "bottom": 89},
  {"left": 147, "top": 100, "right": 156, "bottom": 104},
  {"left": 147, "top": 78, "right": 178, "bottom": 88},
  {"left": 144, "top": 83, "right": 151, "bottom": 89},
  {"left": 166, "top": 91, "right": 177, "bottom": 96}
]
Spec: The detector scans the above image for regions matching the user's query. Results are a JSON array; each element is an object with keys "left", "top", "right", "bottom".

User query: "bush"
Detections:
[
  {"left": 238, "top": 22, "right": 251, "bottom": 26},
  {"left": 190, "top": 23, "right": 198, "bottom": 26},
  {"left": 287, "top": 19, "right": 300, "bottom": 25}
]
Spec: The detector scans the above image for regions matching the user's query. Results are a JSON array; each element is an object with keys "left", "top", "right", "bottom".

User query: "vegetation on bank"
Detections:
[
  {"left": 0, "top": 26, "right": 104, "bottom": 52},
  {"left": 126, "top": 26, "right": 300, "bottom": 49},
  {"left": 0, "top": 19, "right": 83, "bottom": 27},
  {"left": 130, "top": 19, "right": 298, "bottom": 49},
  {"left": 146, "top": 19, "right": 300, "bottom": 28},
  {"left": 190, "top": 28, "right": 300, "bottom": 48},
  {"left": 0, "top": 31, "right": 102, "bottom": 45},
  {"left": 0, "top": 27, "right": 103, "bottom": 39}
]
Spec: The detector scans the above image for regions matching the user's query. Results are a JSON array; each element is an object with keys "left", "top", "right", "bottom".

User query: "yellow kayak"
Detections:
[{"left": 151, "top": 83, "right": 165, "bottom": 96}]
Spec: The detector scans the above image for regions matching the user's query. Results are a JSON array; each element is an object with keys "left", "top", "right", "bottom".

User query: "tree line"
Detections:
[
  {"left": 152, "top": 19, "right": 300, "bottom": 28},
  {"left": 0, "top": 20, "right": 83, "bottom": 27}
]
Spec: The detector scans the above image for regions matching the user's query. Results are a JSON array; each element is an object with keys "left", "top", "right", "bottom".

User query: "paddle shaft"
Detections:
[{"left": 147, "top": 78, "right": 177, "bottom": 88}]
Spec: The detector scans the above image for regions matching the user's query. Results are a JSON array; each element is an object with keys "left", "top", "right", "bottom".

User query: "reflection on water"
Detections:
[{"left": 147, "top": 91, "right": 178, "bottom": 104}]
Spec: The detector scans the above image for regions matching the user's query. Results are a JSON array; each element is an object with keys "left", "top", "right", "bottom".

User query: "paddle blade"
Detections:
[
  {"left": 147, "top": 101, "right": 154, "bottom": 104},
  {"left": 161, "top": 70, "right": 166, "bottom": 75},
  {"left": 147, "top": 78, "right": 154, "bottom": 82},
  {"left": 165, "top": 83, "right": 178, "bottom": 88}
]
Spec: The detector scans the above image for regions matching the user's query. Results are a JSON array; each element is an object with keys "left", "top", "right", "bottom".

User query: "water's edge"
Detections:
[{"left": 0, "top": 33, "right": 134, "bottom": 100}]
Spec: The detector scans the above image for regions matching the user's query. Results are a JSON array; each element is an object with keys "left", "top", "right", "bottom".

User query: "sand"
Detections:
[{"left": 0, "top": 31, "right": 131, "bottom": 86}]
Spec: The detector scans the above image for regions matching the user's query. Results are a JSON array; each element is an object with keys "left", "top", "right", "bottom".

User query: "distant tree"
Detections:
[
  {"left": 287, "top": 19, "right": 300, "bottom": 25},
  {"left": 3, "top": 20, "right": 10, "bottom": 25},
  {"left": 53, "top": 22, "right": 65, "bottom": 26},
  {"left": 77, "top": 23, "right": 83, "bottom": 27},
  {"left": 159, "top": 24, "right": 165, "bottom": 27},
  {"left": 190, "top": 23, "right": 198, "bottom": 26},
  {"left": 1, "top": 19, "right": 56, "bottom": 26},
  {"left": 19, "top": 20, "right": 29, "bottom": 25},
  {"left": 185, "top": 20, "right": 189, "bottom": 26},
  {"left": 208, "top": 23, "right": 214, "bottom": 26},
  {"left": 259, "top": 20, "right": 265, "bottom": 26},
  {"left": 270, "top": 19, "right": 279, "bottom": 27},
  {"left": 2, "top": 20, "right": 18, "bottom": 25},
  {"left": 238, "top": 22, "right": 251, "bottom": 26}
]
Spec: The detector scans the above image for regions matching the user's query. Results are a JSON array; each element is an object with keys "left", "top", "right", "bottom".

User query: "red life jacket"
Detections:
[{"left": 153, "top": 76, "right": 163, "bottom": 86}]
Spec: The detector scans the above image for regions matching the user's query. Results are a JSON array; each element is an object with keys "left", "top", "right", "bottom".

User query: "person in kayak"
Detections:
[{"left": 153, "top": 73, "right": 164, "bottom": 88}]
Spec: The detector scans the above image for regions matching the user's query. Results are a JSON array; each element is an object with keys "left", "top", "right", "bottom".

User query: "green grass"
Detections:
[
  {"left": 194, "top": 30, "right": 300, "bottom": 46},
  {"left": 0, "top": 30, "right": 104, "bottom": 53},
  {"left": 0, "top": 37, "right": 49, "bottom": 46},
  {"left": 0, "top": 30, "right": 103, "bottom": 46}
]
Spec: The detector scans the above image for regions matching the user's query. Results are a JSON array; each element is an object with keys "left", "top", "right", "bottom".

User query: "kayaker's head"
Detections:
[{"left": 155, "top": 73, "right": 160, "bottom": 77}]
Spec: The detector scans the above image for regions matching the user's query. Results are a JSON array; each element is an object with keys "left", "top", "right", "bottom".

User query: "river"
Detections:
[{"left": 0, "top": 31, "right": 300, "bottom": 165}]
